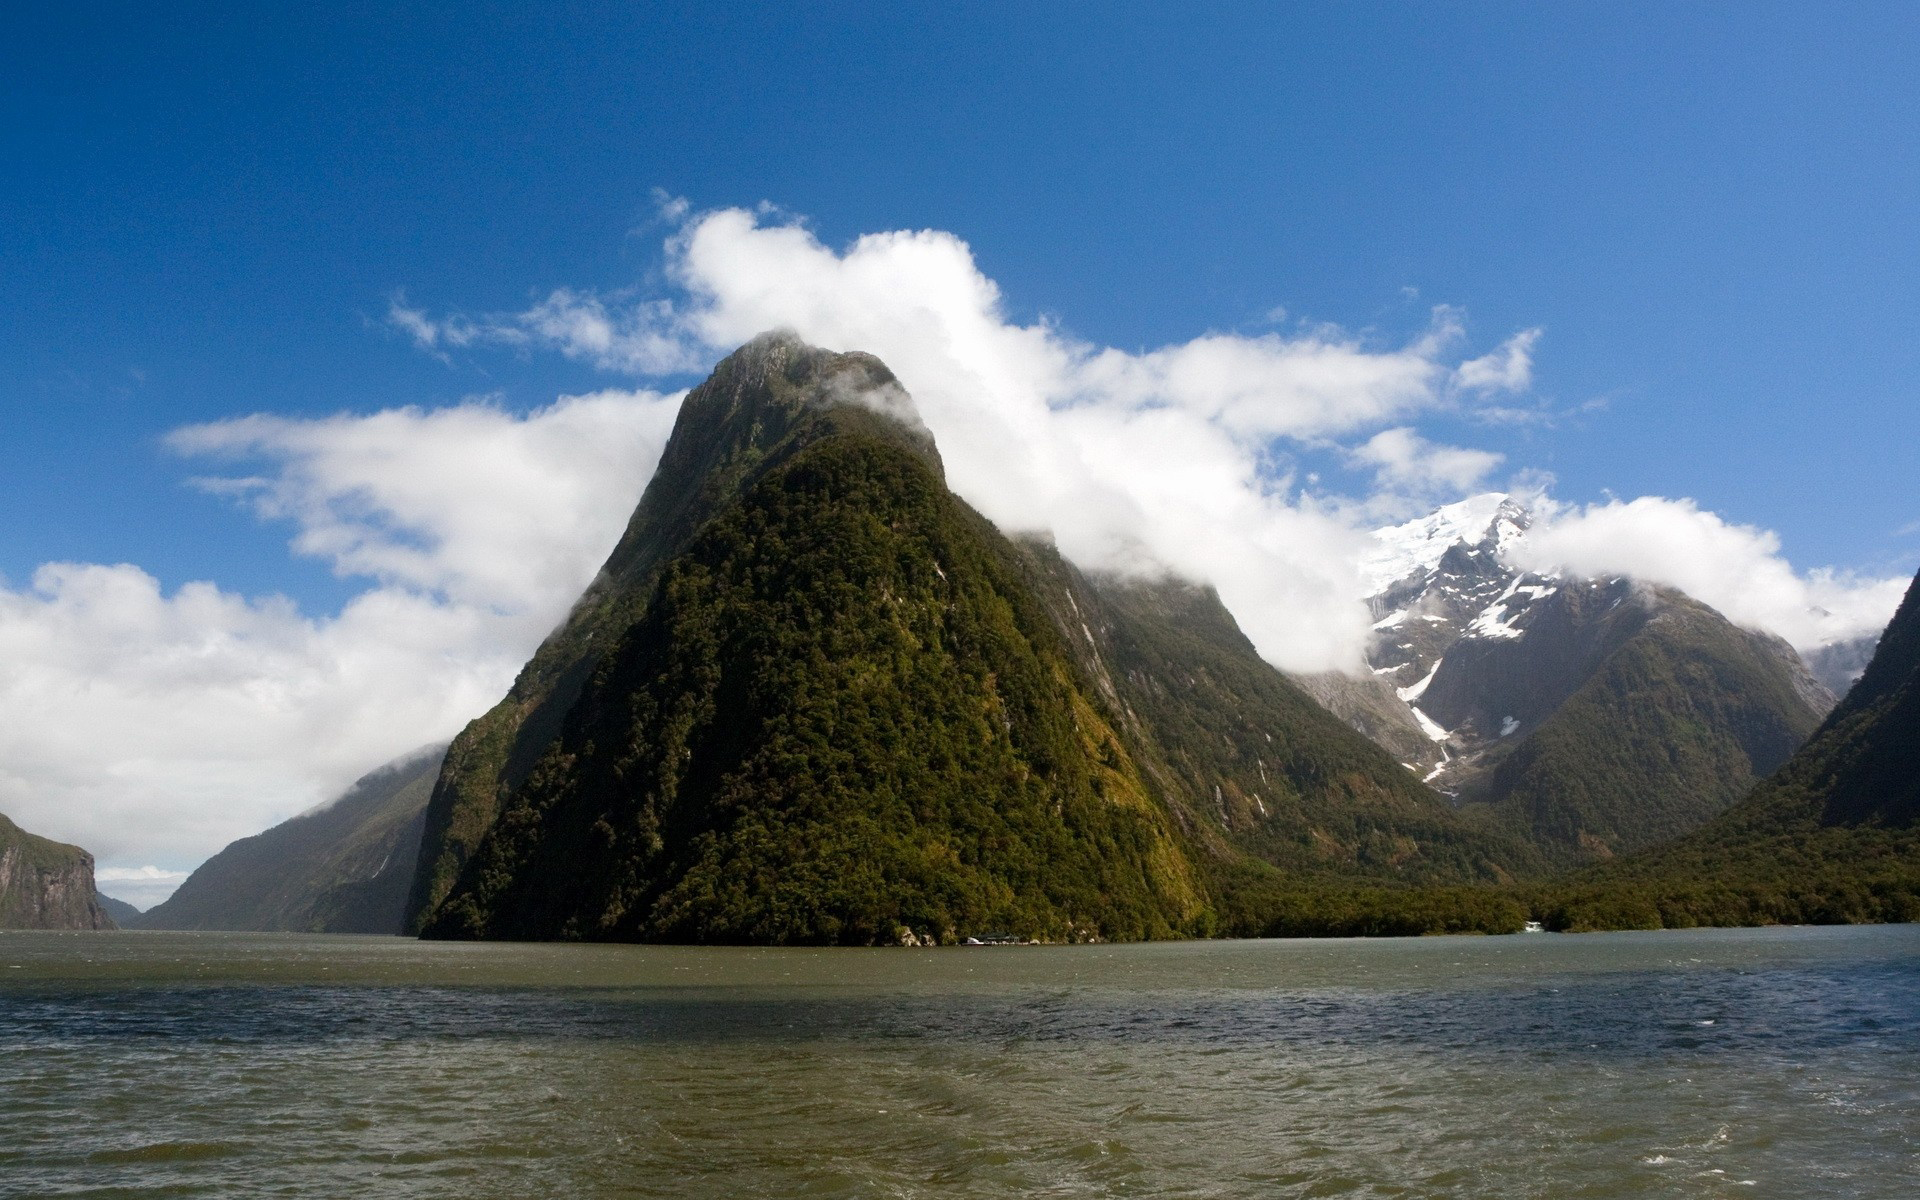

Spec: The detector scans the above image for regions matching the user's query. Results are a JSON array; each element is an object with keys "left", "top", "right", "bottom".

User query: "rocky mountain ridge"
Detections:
[{"left": 1329, "top": 493, "right": 1838, "bottom": 867}]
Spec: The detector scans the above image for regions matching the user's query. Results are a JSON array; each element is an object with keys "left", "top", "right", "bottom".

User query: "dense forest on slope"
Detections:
[
  {"left": 407, "top": 335, "right": 938, "bottom": 931},
  {"left": 425, "top": 434, "right": 1203, "bottom": 943},
  {"left": 140, "top": 748, "right": 445, "bottom": 933},
  {"left": 1013, "top": 549, "right": 1536, "bottom": 885},
  {"left": 1531, "top": 567, "right": 1920, "bottom": 930},
  {"left": 1457, "top": 588, "right": 1828, "bottom": 869}
]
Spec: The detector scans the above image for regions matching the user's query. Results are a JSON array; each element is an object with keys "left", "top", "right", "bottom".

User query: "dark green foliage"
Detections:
[
  {"left": 141, "top": 748, "right": 444, "bottom": 933},
  {"left": 407, "top": 335, "right": 935, "bottom": 930},
  {"left": 425, "top": 436, "right": 1202, "bottom": 944},
  {"left": 1468, "top": 596, "right": 1825, "bottom": 870},
  {"left": 1019, "top": 553, "right": 1539, "bottom": 887},
  {"left": 1529, "top": 568, "right": 1920, "bottom": 930},
  {"left": 1211, "top": 862, "right": 1527, "bottom": 937}
]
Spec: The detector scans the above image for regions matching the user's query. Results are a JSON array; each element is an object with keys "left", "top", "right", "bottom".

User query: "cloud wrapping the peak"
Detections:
[
  {"left": 588, "top": 207, "right": 1545, "bottom": 671},
  {"left": 1514, "top": 495, "right": 1906, "bottom": 650}
]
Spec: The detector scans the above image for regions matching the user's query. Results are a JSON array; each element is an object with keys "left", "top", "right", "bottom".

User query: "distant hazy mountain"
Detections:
[
  {"left": 414, "top": 334, "right": 1529, "bottom": 945},
  {"left": 139, "top": 746, "right": 445, "bottom": 933},
  {"left": 1336, "top": 494, "right": 1834, "bottom": 869},
  {"left": 1801, "top": 633, "right": 1880, "bottom": 700},
  {"left": 95, "top": 893, "right": 143, "bottom": 926},
  {"left": 0, "top": 811, "right": 112, "bottom": 930},
  {"left": 1545, "top": 565, "right": 1920, "bottom": 929}
]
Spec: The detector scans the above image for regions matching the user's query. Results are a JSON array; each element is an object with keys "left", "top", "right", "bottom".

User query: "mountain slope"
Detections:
[
  {"left": 1541, "top": 566, "right": 1920, "bottom": 929},
  {"left": 0, "top": 812, "right": 112, "bottom": 930},
  {"left": 140, "top": 746, "right": 445, "bottom": 933},
  {"left": 1344, "top": 495, "right": 1833, "bottom": 869},
  {"left": 424, "top": 431, "right": 1203, "bottom": 943},
  {"left": 1011, "top": 547, "right": 1534, "bottom": 887},
  {"left": 96, "top": 893, "right": 143, "bottom": 926},
  {"left": 407, "top": 333, "right": 934, "bottom": 930},
  {"left": 418, "top": 335, "right": 1535, "bottom": 944}
]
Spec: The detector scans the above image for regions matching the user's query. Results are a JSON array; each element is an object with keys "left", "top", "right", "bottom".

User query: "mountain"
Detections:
[
  {"left": 139, "top": 746, "right": 445, "bottom": 933},
  {"left": 96, "top": 894, "right": 143, "bottom": 926},
  {"left": 1016, "top": 548, "right": 1534, "bottom": 885},
  {"left": 415, "top": 334, "right": 1530, "bottom": 944},
  {"left": 1344, "top": 494, "right": 1834, "bottom": 869},
  {"left": 406, "top": 335, "right": 943, "bottom": 931},
  {"left": 0, "top": 812, "right": 113, "bottom": 930},
  {"left": 1802, "top": 633, "right": 1880, "bottom": 700},
  {"left": 1541, "top": 565, "right": 1920, "bottom": 930}
]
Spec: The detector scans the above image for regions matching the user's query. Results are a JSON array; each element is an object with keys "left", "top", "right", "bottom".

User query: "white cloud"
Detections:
[
  {"left": 1513, "top": 495, "right": 1907, "bottom": 650},
  {"left": 1455, "top": 328, "right": 1541, "bottom": 394},
  {"left": 93, "top": 865, "right": 190, "bottom": 911},
  {"left": 1351, "top": 426, "right": 1506, "bottom": 497},
  {"left": 0, "top": 390, "right": 680, "bottom": 894},
  {"left": 392, "top": 205, "right": 1903, "bottom": 668}
]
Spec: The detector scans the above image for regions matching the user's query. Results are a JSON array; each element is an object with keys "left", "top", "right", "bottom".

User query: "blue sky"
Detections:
[{"left": 3, "top": 3, "right": 1917, "bottom": 891}]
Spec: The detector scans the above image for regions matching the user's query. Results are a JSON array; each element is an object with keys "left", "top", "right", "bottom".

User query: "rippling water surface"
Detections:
[{"left": 2, "top": 925, "right": 1915, "bottom": 1197}]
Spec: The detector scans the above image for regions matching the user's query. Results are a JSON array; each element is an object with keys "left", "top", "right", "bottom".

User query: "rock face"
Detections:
[
  {"left": 0, "top": 812, "right": 113, "bottom": 930},
  {"left": 140, "top": 746, "right": 445, "bottom": 933},
  {"left": 1341, "top": 494, "right": 1835, "bottom": 870},
  {"left": 412, "top": 334, "right": 1528, "bottom": 944}
]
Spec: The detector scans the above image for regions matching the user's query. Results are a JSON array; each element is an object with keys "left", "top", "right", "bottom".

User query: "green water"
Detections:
[{"left": 3, "top": 925, "right": 1916, "bottom": 1197}]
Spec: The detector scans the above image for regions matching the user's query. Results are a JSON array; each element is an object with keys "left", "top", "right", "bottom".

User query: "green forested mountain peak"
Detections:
[
  {"left": 408, "top": 335, "right": 949, "bottom": 930},
  {"left": 424, "top": 431, "right": 1205, "bottom": 943}
]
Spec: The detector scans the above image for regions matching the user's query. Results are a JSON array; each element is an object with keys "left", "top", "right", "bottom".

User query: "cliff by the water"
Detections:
[{"left": 0, "top": 812, "right": 114, "bottom": 930}]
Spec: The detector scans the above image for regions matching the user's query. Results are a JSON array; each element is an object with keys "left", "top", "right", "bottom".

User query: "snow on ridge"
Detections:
[{"left": 1361, "top": 492, "right": 1528, "bottom": 595}]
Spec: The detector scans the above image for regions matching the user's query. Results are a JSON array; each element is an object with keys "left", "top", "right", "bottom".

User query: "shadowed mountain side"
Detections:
[
  {"left": 1538, "top": 566, "right": 1920, "bottom": 930},
  {"left": 1441, "top": 585, "right": 1830, "bottom": 870},
  {"left": 1010, "top": 545, "right": 1537, "bottom": 888},
  {"left": 0, "top": 812, "right": 112, "bottom": 930},
  {"left": 407, "top": 333, "right": 933, "bottom": 931},
  {"left": 139, "top": 747, "right": 445, "bottom": 933},
  {"left": 96, "top": 893, "right": 143, "bottom": 926}
]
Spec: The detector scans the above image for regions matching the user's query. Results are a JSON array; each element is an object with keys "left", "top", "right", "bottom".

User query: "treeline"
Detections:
[
  {"left": 1200, "top": 827, "right": 1920, "bottom": 938},
  {"left": 1212, "top": 866, "right": 1527, "bottom": 937}
]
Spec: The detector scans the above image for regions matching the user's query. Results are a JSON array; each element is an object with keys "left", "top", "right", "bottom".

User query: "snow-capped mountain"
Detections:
[{"left": 1330, "top": 493, "right": 1838, "bottom": 868}]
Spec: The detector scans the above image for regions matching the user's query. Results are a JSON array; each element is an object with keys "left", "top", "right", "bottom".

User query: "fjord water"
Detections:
[{"left": 3, "top": 928, "right": 1914, "bottom": 1198}]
